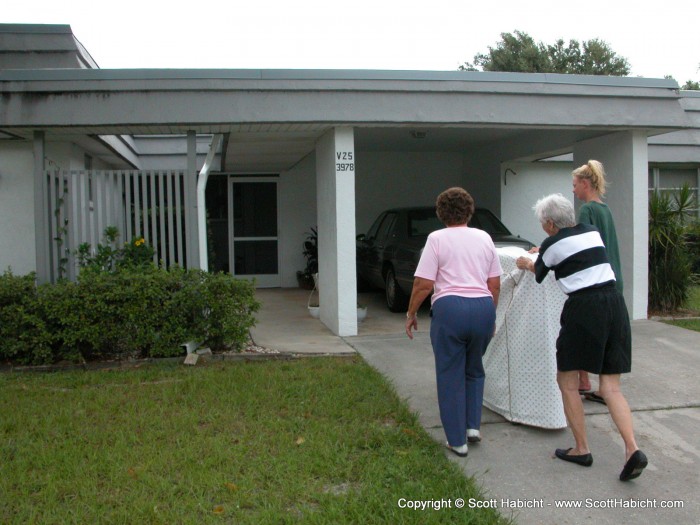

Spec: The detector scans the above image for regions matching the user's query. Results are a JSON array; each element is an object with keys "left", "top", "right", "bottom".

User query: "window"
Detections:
[{"left": 648, "top": 166, "right": 700, "bottom": 217}]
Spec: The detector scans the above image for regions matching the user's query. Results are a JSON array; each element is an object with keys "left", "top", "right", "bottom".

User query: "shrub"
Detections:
[
  {"left": 0, "top": 267, "right": 260, "bottom": 365},
  {"left": 198, "top": 271, "right": 260, "bottom": 352},
  {"left": 77, "top": 227, "right": 155, "bottom": 272},
  {"left": 39, "top": 268, "right": 187, "bottom": 360},
  {"left": 684, "top": 220, "right": 700, "bottom": 277},
  {"left": 0, "top": 271, "right": 54, "bottom": 365}
]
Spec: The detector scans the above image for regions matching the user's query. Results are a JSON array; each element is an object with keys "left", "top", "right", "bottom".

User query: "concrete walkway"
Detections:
[{"left": 253, "top": 289, "right": 700, "bottom": 524}]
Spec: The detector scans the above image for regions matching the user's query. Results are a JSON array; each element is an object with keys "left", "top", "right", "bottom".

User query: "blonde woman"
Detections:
[{"left": 572, "top": 160, "right": 623, "bottom": 402}]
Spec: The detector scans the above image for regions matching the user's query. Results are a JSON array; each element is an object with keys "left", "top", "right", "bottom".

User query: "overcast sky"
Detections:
[{"left": 4, "top": 0, "right": 699, "bottom": 84}]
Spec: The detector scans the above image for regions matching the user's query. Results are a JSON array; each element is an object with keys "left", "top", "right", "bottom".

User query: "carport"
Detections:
[{"left": 0, "top": 69, "right": 693, "bottom": 335}]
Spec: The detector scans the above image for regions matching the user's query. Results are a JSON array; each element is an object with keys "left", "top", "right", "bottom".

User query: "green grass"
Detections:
[
  {"left": 0, "top": 357, "right": 506, "bottom": 525},
  {"left": 683, "top": 285, "right": 700, "bottom": 311},
  {"left": 665, "top": 285, "right": 700, "bottom": 332}
]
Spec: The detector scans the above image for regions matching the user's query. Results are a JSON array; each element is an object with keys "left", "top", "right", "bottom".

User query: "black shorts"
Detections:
[{"left": 556, "top": 284, "right": 631, "bottom": 374}]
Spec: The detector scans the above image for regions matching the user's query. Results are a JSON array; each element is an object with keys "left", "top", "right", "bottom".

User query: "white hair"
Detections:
[{"left": 533, "top": 194, "right": 575, "bottom": 229}]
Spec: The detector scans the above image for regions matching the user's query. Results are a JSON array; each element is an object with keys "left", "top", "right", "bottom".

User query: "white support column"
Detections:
[
  {"left": 573, "top": 131, "right": 649, "bottom": 319},
  {"left": 315, "top": 127, "right": 358, "bottom": 336},
  {"left": 33, "top": 131, "right": 50, "bottom": 284},
  {"left": 185, "top": 130, "right": 200, "bottom": 269}
]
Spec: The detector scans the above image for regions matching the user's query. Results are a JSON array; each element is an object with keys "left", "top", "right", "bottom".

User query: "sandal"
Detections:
[{"left": 584, "top": 392, "right": 607, "bottom": 405}]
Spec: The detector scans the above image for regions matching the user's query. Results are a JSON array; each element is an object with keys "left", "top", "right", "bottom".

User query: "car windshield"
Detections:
[
  {"left": 471, "top": 209, "right": 511, "bottom": 235},
  {"left": 406, "top": 209, "right": 443, "bottom": 237},
  {"left": 405, "top": 208, "right": 512, "bottom": 237}
]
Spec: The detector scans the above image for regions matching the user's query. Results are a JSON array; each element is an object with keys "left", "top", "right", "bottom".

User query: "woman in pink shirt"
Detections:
[{"left": 405, "top": 187, "right": 501, "bottom": 457}]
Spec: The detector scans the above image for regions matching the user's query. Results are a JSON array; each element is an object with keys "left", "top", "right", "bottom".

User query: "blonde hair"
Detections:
[{"left": 572, "top": 159, "right": 607, "bottom": 196}]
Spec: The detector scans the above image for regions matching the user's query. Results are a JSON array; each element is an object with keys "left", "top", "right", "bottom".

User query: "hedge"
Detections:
[{"left": 0, "top": 268, "right": 260, "bottom": 366}]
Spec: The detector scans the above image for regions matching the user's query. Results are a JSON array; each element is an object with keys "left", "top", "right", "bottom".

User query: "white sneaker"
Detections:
[
  {"left": 467, "top": 429, "right": 481, "bottom": 443},
  {"left": 446, "top": 442, "right": 468, "bottom": 457}
]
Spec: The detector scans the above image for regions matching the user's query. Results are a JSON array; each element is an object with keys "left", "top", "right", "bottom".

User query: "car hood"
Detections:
[{"left": 492, "top": 233, "right": 534, "bottom": 250}]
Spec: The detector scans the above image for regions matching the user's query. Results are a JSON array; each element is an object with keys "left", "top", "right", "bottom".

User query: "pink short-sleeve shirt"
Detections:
[{"left": 414, "top": 226, "right": 502, "bottom": 304}]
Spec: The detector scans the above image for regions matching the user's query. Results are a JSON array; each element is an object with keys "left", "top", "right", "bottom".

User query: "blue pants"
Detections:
[{"left": 430, "top": 295, "right": 496, "bottom": 447}]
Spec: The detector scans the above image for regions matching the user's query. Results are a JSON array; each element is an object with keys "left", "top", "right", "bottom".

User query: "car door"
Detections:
[
  {"left": 365, "top": 212, "right": 397, "bottom": 287},
  {"left": 393, "top": 208, "right": 441, "bottom": 291}
]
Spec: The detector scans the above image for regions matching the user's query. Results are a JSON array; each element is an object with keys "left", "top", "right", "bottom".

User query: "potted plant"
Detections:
[
  {"left": 309, "top": 278, "right": 368, "bottom": 322},
  {"left": 356, "top": 304, "right": 368, "bottom": 322},
  {"left": 296, "top": 227, "right": 318, "bottom": 290}
]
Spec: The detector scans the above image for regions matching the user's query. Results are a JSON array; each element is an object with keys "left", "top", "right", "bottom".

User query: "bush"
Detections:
[
  {"left": 684, "top": 220, "right": 700, "bottom": 277},
  {"left": 76, "top": 226, "right": 155, "bottom": 272},
  {"left": 0, "top": 267, "right": 260, "bottom": 366},
  {"left": 0, "top": 271, "right": 54, "bottom": 365},
  {"left": 197, "top": 271, "right": 260, "bottom": 352}
]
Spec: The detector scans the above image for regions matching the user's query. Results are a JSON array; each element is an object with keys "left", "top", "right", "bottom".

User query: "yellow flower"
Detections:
[{"left": 135, "top": 238, "right": 145, "bottom": 246}]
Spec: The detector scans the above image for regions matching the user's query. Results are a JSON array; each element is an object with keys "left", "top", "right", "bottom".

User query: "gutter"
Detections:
[{"left": 197, "top": 133, "right": 223, "bottom": 271}]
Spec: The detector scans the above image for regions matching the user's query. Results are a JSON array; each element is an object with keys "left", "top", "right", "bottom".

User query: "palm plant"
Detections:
[
  {"left": 296, "top": 227, "right": 318, "bottom": 289},
  {"left": 648, "top": 184, "right": 695, "bottom": 312}
]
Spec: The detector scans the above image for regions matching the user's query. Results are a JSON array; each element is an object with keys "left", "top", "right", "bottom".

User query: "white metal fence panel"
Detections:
[{"left": 45, "top": 170, "right": 188, "bottom": 282}]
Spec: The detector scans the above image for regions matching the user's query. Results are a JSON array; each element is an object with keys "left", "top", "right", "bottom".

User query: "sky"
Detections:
[{"left": 3, "top": 0, "right": 700, "bottom": 84}]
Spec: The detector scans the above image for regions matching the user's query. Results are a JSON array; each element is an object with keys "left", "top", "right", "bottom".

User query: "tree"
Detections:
[
  {"left": 461, "top": 31, "right": 550, "bottom": 73},
  {"left": 686, "top": 62, "right": 700, "bottom": 90},
  {"left": 664, "top": 73, "right": 699, "bottom": 91},
  {"left": 461, "top": 31, "right": 630, "bottom": 76}
]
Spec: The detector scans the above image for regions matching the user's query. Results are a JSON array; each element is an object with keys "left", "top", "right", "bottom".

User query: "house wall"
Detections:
[
  {"left": 278, "top": 150, "right": 468, "bottom": 288},
  {"left": 278, "top": 149, "right": 512, "bottom": 287},
  {"left": 462, "top": 154, "right": 502, "bottom": 216},
  {"left": 0, "top": 138, "right": 127, "bottom": 277},
  {"left": 501, "top": 161, "right": 574, "bottom": 246},
  {"left": 278, "top": 154, "right": 317, "bottom": 288},
  {"left": 43, "top": 141, "right": 114, "bottom": 171},
  {"left": 0, "top": 142, "right": 36, "bottom": 274},
  {"left": 354, "top": 151, "right": 465, "bottom": 236}
]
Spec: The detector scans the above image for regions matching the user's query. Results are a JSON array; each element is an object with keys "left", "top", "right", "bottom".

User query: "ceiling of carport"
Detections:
[
  {"left": 1, "top": 123, "right": 644, "bottom": 172},
  {"left": 222, "top": 125, "right": 622, "bottom": 172}
]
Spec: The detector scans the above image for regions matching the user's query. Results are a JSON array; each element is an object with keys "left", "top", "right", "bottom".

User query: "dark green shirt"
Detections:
[{"left": 578, "top": 201, "right": 623, "bottom": 292}]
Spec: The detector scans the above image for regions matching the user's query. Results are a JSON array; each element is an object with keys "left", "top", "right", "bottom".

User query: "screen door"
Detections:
[{"left": 229, "top": 178, "right": 280, "bottom": 287}]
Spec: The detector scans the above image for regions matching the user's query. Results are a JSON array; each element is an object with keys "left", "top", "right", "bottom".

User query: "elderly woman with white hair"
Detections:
[{"left": 516, "top": 193, "right": 647, "bottom": 482}]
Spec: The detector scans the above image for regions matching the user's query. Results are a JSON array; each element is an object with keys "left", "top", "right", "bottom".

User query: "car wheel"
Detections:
[{"left": 385, "top": 267, "right": 408, "bottom": 312}]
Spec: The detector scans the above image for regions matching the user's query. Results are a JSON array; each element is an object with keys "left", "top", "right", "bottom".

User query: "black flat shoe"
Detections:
[
  {"left": 555, "top": 448, "right": 593, "bottom": 467},
  {"left": 584, "top": 392, "right": 607, "bottom": 405},
  {"left": 619, "top": 450, "right": 648, "bottom": 481}
]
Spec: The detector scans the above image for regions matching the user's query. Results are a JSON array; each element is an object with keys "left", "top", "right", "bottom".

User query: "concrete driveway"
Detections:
[{"left": 253, "top": 288, "right": 700, "bottom": 524}]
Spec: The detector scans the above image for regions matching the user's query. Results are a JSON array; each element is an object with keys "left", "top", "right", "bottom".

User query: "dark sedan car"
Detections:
[{"left": 356, "top": 207, "right": 534, "bottom": 312}]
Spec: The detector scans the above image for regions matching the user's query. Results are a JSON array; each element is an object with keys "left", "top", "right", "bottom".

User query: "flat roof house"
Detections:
[{"left": 1, "top": 24, "right": 698, "bottom": 335}]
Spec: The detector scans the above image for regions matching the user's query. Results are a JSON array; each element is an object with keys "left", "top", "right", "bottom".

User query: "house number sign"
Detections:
[{"left": 336, "top": 151, "right": 354, "bottom": 172}]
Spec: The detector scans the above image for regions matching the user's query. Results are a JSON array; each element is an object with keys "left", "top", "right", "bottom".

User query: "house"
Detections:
[{"left": 1, "top": 23, "right": 698, "bottom": 336}]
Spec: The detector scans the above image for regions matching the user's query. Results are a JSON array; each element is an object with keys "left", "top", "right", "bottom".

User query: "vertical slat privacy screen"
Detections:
[{"left": 45, "top": 170, "right": 188, "bottom": 282}]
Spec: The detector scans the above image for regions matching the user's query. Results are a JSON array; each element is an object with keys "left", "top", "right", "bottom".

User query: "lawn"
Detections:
[
  {"left": 664, "top": 285, "right": 700, "bottom": 332},
  {"left": 0, "top": 356, "right": 506, "bottom": 525}
]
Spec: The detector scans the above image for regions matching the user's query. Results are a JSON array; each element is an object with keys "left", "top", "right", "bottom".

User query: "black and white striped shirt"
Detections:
[{"left": 535, "top": 223, "right": 616, "bottom": 294}]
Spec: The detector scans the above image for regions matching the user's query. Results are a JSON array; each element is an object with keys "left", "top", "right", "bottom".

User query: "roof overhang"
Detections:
[{"left": 1, "top": 69, "right": 693, "bottom": 171}]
